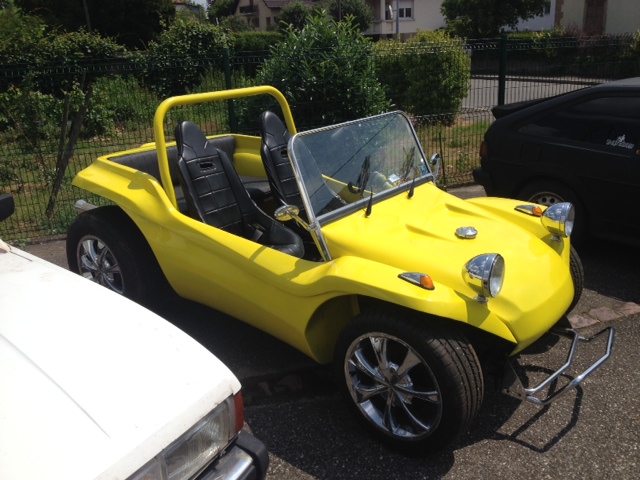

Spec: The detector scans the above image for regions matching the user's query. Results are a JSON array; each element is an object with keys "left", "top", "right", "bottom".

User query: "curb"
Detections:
[{"left": 569, "top": 302, "right": 640, "bottom": 329}]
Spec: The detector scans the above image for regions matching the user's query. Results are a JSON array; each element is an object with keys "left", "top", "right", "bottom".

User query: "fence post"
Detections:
[
  {"left": 498, "top": 33, "right": 508, "bottom": 105},
  {"left": 223, "top": 48, "right": 237, "bottom": 132}
]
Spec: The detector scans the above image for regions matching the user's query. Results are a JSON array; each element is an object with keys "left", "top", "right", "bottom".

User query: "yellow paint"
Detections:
[{"left": 72, "top": 87, "right": 576, "bottom": 364}]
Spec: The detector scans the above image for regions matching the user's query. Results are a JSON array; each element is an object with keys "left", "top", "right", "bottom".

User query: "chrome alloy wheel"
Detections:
[
  {"left": 344, "top": 332, "right": 442, "bottom": 440},
  {"left": 76, "top": 235, "right": 124, "bottom": 294}
]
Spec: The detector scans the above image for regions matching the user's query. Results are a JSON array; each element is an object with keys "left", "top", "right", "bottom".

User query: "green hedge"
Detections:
[{"left": 375, "top": 31, "right": 471, "bottom": 123}]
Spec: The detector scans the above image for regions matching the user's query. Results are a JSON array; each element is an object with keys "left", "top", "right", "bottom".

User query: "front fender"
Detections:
[
  {"left": 301, "top": 256, "right": 518, "bottom": 351},
  {"left": 466, "top": 196, "right": 554, "bottom": 240}
]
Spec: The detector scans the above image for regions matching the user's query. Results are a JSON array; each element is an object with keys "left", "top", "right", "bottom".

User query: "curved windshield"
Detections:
[{"left": 288, "top": 112, "right": 432, "bottom": 223}]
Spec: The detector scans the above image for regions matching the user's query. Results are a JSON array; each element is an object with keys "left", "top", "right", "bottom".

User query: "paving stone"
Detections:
[
  {"left": 589, "top": 306, "right": 622, "bottom": 322},
  {"left": 568, "top": 313, "right": 599, "bottom": 329},
  {"left": 617, "top": 302, "right": 640, "bottom": 316}
]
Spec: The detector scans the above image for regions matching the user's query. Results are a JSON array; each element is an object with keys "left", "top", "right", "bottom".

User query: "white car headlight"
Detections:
[
  {"left": 541, "top": 202, "right": 574, "bottom": 239},
  {"left": 463, "top": 253, "right": 505, "bottom": 303},
  {"left": 129, "top": 394, "right": 242, "bottom": 480}
]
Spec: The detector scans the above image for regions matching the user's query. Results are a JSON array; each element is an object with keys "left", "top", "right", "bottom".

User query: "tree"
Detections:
[
  {"left": 219, "top": 14, "right": 252, "bottom": 32},
  {"left": 14, "top": 0, "right": 176, "bottom": 48},
  {"left": 323, "top": 0, "right": 372, "bottom": 32},
  {"left": 374, "top": 30, "right": 470, "bottom": 122},
  {"left": 441, "top": 0, "right": 550, "bottom": 38},
  {"left": 277, "top": 1, "right": 312, "bottom": 31},
  {"left": 142, "top": 17, "right": 229, "bottom": 96},
  {"left": 402, "top": 31, "right": 470, "bottom": 121},
  {"left": 250, "top": 13, "right": 389, "bottom": 128},
  {"left": 0, "top": 2, "right": 45, "bottom": 65},
  {"left": 208, "top": 0, "right": 236, "bottom": 23}
]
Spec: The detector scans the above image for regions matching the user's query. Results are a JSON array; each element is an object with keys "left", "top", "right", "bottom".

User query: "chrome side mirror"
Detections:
[{"left": 275, "top": 204, "right": 310, "bottom": 230}]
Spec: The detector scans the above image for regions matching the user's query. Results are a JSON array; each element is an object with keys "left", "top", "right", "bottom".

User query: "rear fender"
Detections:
[{"left": 72, "top": 158, "right": 173, "bottom": 223}]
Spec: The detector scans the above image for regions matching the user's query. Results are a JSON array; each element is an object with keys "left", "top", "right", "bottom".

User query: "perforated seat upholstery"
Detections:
[{"left": 175, "top": 121, "right": 304, "bottom": 258}]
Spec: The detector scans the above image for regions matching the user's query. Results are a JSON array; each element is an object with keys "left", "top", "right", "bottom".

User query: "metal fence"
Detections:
[{"left": 1, "top": 34, "right": 638, "bottom": 241}]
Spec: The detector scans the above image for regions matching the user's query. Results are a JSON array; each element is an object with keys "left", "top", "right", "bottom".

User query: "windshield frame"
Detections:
[{"left": 287, "top": 111, "right": 434, "bottom": 228}]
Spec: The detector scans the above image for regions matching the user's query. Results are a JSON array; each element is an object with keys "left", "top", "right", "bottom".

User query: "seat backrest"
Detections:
[
  {"left": 175, "top": 120, "right": 305, "bottom": 258},
  {"left": 174, "top": 121, "right": 247, "bottom": 235},
  {"left": 259, "top": 111, "right": 303, "bottom": 209},
  {"left": 260, "top": 111, "right": 348, "bottom": 219}
]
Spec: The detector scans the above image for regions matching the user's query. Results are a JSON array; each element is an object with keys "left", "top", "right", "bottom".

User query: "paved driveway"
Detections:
[{"left": 158, "top": 243, "right": 637, "bottom": 480}]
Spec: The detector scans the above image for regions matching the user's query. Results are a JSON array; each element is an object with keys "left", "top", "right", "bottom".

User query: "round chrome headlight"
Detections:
[
  {"left": 463, "top": 253, "right": 505, "bottom": 302},
  {"left": 541, "top": 202, "right": 574, "bottom": 238}
]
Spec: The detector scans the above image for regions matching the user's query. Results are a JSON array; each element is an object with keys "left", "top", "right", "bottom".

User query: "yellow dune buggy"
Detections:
[{"left": 67, "top": 86, "right": 614, "bottom": 452}]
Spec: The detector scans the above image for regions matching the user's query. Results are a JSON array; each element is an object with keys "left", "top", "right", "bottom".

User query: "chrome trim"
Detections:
[
  {"left": 514, "top": 204, "right": 542, "bottom": 217},
  {"left": 309, "top": 221, "right": 332, "bottom": 262},
  {"left": 455, "top": 226, "right": 478, "bottom": 239},
  {"left": 200, "top": 445, "right": 253, "bottom": 480},
  {"left": 274, "top": 204, "right": 331, "bottom": 261},
  {"left": 286, "top": 136, "right": 332, "bottom": 262},
  {"left": 541, "top": 202, "right": 574, "bottom": 239},
  {"left": 502, "top": 326, "right": 615, "bottom": 406},
  {"left": 398, "top": 272, "right": 435, "bottom": 290},
  {"left": 463, "top": 253, "right": 505, "bottom": 302}
]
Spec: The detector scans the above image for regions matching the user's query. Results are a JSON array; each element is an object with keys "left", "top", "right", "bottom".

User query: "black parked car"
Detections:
[{"left": 473, "top": 77, "right": 640, "bottom": 245}]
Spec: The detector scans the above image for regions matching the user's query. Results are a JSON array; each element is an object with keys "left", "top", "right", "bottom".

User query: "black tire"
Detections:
[
  {"left": 66, "top": 206, "right": 168, "bottom": 308},
  {"left": 517, "top": 180, "right": 587, "bottom": 243},
  {"left": 567, "top": 245, "right": 584, "bottom": 314},
  {"left": 334, "top": 309, "right": 484, "bottom": 453}
]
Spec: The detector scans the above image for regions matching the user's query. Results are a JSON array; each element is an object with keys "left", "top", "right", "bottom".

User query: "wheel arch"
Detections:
[
  {"left": 304, "top": 294, "right": 516, "bottom": 365},
  {"left": 67, "top": 204, "right": 173, "bottom": 305},
  {"left": 72, "top": 204, "right": 164, "bottom": 267}
]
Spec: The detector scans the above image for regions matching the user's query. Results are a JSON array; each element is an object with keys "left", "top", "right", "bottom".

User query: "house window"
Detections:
[
  {"left": 239, "top": 5, "right": 258, "bottom": 15},
  {"left": 385, "top": 1, "right": 413, "bottom": 20},
  {"left": 398, "top": 1, "right": 414, "bottom": 19}
]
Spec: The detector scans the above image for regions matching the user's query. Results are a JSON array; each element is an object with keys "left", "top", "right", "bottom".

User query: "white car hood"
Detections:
[{"left": 0, "top": 240, "right": 241, "bottom": 480}]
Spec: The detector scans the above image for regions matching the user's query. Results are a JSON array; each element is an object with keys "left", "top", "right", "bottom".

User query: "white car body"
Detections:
[{"left": 0, "top": 232, "right": 265, "bottom": 479}]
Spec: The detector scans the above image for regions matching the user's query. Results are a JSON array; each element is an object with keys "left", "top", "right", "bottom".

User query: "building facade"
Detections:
[
  {"left": 231, "top": 0, "right": 636, "bottom": 36},
  {"left": 363, "top": 0, "right": 446, "bottom": 38},
  {"left": 556, "top": 0, "right": 640, "bottom": 35}
]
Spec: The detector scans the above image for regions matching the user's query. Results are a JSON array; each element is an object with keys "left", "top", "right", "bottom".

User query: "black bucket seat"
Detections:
[{"left": 175, "top": 120, "right": 304, "bottom": 258}]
